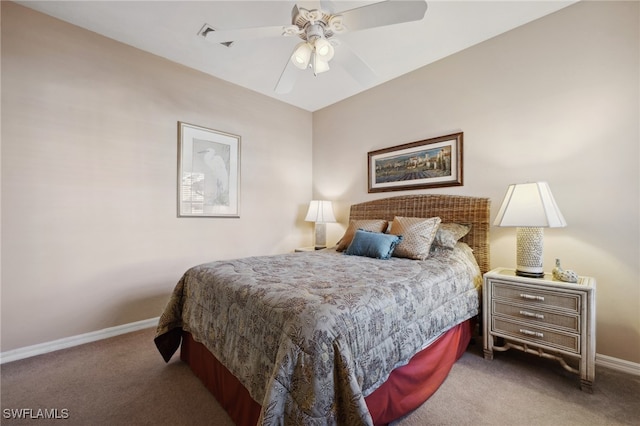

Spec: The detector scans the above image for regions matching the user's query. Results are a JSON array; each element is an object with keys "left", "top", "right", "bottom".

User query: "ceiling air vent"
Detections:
[{"left": 198, "top": 23, "right": 234, "bottom": 47}]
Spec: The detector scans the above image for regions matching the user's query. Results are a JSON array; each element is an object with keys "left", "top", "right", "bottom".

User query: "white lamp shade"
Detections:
[
  {"left": 305, "top": 200, "right": 336, "bottom": 223},
  {"left": 494, "top": 182, "right": 566, "bottom": 228},
  {"left": 291, "top": 42, "right": 312, "bottom": 69}
]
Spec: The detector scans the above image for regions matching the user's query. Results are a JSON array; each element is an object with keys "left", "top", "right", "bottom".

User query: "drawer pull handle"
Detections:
[
  {"left": 519, "top": 310, "right": 544, "bottom": 320},
  {"left": 519, "top": 328, "right": 544, "bottom": 338},
  {"left": 520, "top": 293, "right": 544, "bottom": 302}
]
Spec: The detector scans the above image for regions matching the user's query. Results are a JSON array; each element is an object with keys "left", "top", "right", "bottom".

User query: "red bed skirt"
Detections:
[{"left": 181, "top": 319, "right": 472, "bottom": 425}]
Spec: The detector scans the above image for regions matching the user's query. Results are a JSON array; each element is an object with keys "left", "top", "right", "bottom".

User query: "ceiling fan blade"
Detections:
[
  {"left": 319, "top": 0, "right": 336, "bottom": 13},
  {"left": 274, "top": 56, "right": 299, "bottom": 94},
  {"left": 203, "top": 25, "right": 288, "bottom": 44},
  {"left": 339, "top": 0, "right": 428, "bottom": 32},
  {"left": 337, "top": 42, "right": 377, "bottom": 87}
]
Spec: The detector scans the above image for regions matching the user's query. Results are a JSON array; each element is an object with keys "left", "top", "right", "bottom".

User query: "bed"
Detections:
[{"left": 155, "top": 194, "right": 490, "bottom": 425}]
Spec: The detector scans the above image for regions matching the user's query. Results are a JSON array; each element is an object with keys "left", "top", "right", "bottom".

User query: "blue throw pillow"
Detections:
[{"left": 344, "top": 229, "right": 403, "bottom": 260}]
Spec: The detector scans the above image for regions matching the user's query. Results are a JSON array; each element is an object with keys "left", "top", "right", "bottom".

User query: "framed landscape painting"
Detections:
[
  {"left": 368, "top": 132, "right": 463, "bottom": 193},
  {"left": 177, "top": 122, "right": 241, "bottom": 217}
]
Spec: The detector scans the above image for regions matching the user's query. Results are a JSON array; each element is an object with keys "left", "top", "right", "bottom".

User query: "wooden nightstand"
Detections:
[{"left": 483, "top": 267, "right": 596, "bottom": 392}]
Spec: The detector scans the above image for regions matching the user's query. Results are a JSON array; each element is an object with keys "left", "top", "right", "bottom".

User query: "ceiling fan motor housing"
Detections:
[
  {"left": 292, "top": 6, "right": 344, "bottom": 41},
  {"left": 305, "top": 23, "right": 324, "bottom": 43}
]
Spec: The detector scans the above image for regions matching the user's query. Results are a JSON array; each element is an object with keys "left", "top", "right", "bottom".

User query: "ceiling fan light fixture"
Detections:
[
  {"left": 291, "top": 42, "right": 312, "bottom": 69},
  {"left": 314, "top": 38, "right": 334, "bottom": 61}
]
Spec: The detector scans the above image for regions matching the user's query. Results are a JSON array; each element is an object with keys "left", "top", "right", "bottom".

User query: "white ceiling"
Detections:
[{"left": 16, "top": 0, "right": 577, "bottom": 112}]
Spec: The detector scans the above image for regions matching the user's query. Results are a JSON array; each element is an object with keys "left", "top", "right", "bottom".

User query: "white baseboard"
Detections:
[
  {"left": 2, "top": 317, "right": 639, "bottom": 377},
  {"left": 596, "top": 353, "right": 640, "bottom": 376},
  {"left": 0, "top": 317, "right": 159, "bottom": 364}
]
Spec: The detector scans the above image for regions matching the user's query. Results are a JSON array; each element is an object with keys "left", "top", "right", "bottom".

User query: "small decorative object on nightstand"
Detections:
[
  {"left": 553, "top": 258, "right": 578, "bottom": 283},
  {"left": 483, "top": 267, "right": 596, "bottom": 392}
]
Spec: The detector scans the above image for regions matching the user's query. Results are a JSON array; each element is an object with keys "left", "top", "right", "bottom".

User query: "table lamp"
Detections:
[
  {"left": 305, "top": 200, "right": 336, "bottom": 250},
  {"left": 494, "top": 182, "right": 566, "bottom": 277}
]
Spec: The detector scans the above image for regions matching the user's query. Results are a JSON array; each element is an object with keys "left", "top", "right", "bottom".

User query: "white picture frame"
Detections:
[{"left": 177, "top": 122, "right": 240, "bottom": 217}]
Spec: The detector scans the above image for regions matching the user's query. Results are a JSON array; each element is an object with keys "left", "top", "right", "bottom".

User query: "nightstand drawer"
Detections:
[
  {"left": 492, "top": 317, "right": 580, "bottom": 353},
  {"left": 493, "top": 282, "right": 580, "bottom": 313},
  {"left": 493, "top": 300, "right": 580, "bottom": 332}
]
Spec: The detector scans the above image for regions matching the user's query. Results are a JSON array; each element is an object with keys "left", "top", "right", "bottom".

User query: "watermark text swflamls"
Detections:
[{"left": 3, "top": 408, "right": 70, "bottom": 420}]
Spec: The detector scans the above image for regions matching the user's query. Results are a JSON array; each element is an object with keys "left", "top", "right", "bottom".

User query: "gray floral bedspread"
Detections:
[{"left": 155, "top": 243, "right": 482, "bottom": 425}]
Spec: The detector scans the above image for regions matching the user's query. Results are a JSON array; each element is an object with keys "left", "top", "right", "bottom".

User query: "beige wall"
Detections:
[
  {"left": 314, "top": 1, "right": 639, "bottom": 363},
  {"left": 1, "top": 2, "right": 313, "bottom": 351}
]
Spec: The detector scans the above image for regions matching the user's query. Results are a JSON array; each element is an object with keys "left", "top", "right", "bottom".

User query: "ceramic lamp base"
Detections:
[
  {"left": 314, "top": 223, "right": 327, "bottom": 250},
  {"left": 516, "top": 227, "right": 544, "bottom": 278}
]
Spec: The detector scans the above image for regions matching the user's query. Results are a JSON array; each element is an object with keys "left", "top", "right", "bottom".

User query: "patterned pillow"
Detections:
[
  {"left": 336, "top": 219, "right": 388, "bottom": 251},
  {"left": 344, "top": 230, "right": 403, "bottom": 259},
  {"left": 389, "top": 216, "right": 442, "bottom": 260},
  {"left": 433, "top": 223, "right": 471, "bottom": 249}
]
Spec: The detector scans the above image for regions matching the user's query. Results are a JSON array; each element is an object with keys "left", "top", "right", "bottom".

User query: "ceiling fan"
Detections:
[{"left": 199, "top": 1, "right": 428, "bottom": 93}]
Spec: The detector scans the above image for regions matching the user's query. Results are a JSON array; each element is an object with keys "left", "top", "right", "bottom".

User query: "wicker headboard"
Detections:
[{"left": 349, "top": 194, "right": 491, "bottom": 274}]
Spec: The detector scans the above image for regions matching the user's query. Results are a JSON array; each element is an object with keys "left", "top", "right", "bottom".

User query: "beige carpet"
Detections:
[{"left": 1, "top": 327, "right": 638, "bottom": 425}]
